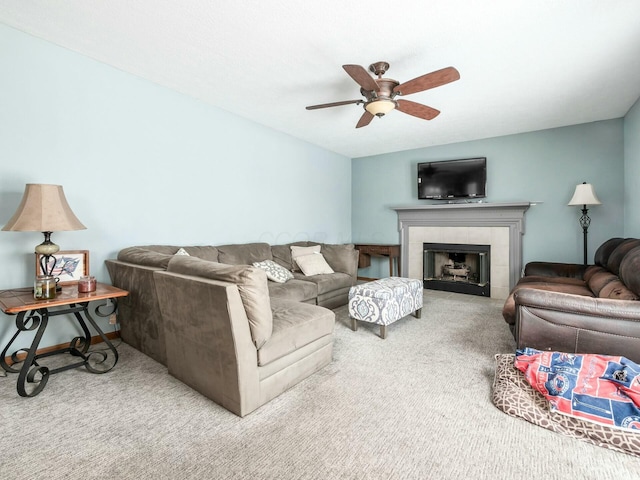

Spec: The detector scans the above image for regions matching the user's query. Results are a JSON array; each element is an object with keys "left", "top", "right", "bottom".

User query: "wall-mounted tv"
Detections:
[{"left": 417, "top": 157, "right": 487, "bottom": 200}]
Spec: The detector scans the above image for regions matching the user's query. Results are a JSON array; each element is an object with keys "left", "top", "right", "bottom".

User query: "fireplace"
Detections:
[
  {"left": 393, "top": 203, "right": 530, "bottom": 300},
  {"left": 423, "top": 243, "right": 490, "bottom": 296}
]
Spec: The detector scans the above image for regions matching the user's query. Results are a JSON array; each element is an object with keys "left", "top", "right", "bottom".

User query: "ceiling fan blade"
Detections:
[
  {"left": 306, "top": 99, "right": 363, "bottom": 110},
  {"left": 396, "top": 100, "right": 440, "bottom": 120},
  {"left": 343, "top": 64, "right": 379, "bottom": 92},
  {"left": 393, "top": 66, "right": 460, "bottom": 96},
  {"left": 356, "top": 110, "right": 375, "bottom": 128}
]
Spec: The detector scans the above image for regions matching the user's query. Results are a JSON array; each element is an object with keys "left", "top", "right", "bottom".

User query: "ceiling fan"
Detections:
[{"left": 306, "top": 61, "right": 460, "bottom": 128}]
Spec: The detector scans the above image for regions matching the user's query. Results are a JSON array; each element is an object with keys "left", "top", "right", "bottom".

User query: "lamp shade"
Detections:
[
  {"left": 365, "top": 99, "right": 396, "bottom": 116},
  {"left": 2, "top": 184, "right": 86, "bottom": 232},
  {"left": 568, "top": 182, "right": 601, "bottom": 206}
]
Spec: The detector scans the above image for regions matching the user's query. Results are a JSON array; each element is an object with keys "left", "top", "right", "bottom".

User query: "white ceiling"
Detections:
[{"left": 1, "top": 1, "right": 640, "bottom": 158}]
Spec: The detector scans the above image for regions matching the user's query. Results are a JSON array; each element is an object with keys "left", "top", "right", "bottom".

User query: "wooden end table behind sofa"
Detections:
[{"left": 355, "top": 244, "right": 401, "bottom": 278}]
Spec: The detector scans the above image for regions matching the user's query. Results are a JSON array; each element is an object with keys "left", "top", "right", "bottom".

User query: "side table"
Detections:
[
  {"left": 0, "top": 283, "right": 129, "bottom": 397},
  {"left": 355, "top": 244, "right": 401, "bottom": 278}
]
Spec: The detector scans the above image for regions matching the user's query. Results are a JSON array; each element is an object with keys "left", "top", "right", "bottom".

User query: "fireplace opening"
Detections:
[{"left": 423, "top": 243, "right": 490, "bottom": 296}]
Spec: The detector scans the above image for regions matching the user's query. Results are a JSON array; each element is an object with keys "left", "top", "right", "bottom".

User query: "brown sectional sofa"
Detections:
[
  {"left": 502, "top": 237, "right": 640, "bottom": 362},
  {"left": 105, "top": 241, "right": 358, "bottom": 416}
]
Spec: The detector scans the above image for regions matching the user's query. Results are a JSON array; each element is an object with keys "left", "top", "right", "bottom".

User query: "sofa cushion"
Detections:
[
  {"left": 607, "top": 239, "right": 640, "bottom": 275},
  {"left": 217, "top": 242, "right": 273, "bottom": 266},
  {"left": 583, "top": 265, "right": 606, "bottom": 283},
  {"left": 257, "top": 299, "right": 334, "bottom": 366},
  {"left": 518, "top": 275, "right": 587, "bottom": 287},
  {"left": 267, "top": 278, "right": 318, "bottom": 302},
  {"left": 292, "top": 271, "right": 354, "bottom": 295},
  {"left": 320, "top": 243, "right": 356, "bottom": 275},
  {"left": 295, "top": 253, "right": 335, "bottom": 276},
  {"left": 620, "top": 246, "right": 640, "bottom": 297},
  {"left": 523, "top": 262, "right": 586, "bottom": 279},
  {"left": 252, "top": 259, "right": 294, "bottom": 283},
  {"left": 271, "top": 242, "right": 309, "bottom": 271},
  {"left": 166, "top": 256, "right": 273, "bottom": 348},
  {"left": 587, "top": 270, "right": 619, "bottom": 296},
  {"left": 182, "top": 246, "right": 219, "bottom": 262},
  {"left": 599, "top": 279, "right": 640, "bottom": 300},
  {"left": 594, "top": 237, "right": 626, "bottom": 267},
  {"left": 117, "top": 246, "right": 178, "bottom": 269}
]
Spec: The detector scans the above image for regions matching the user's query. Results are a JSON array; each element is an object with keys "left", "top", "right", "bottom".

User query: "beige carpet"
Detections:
[{"left": 1, "top": 290, "right": 639, "bottom": 479}]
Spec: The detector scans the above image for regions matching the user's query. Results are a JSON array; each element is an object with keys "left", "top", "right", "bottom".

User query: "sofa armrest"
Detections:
[
  {"left": 345, "top": 249, "right": 359, "bottom": 279},
  {"left": 514, "top": 288, "right": 640, "bottom": 362},
  {"left": 105, "top": 259, "right": 168, "bottom": 365},
  {"left": 154, "top": 270, "right": 260, "bottom": 416},
  {"left": 524, "top": 261, "right": 587, "bottom": 279}
]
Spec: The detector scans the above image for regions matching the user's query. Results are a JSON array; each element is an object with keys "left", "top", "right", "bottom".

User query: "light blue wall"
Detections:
[
  {"left": 0, "top": 25, "right": 351, "bottom": 349},
  {"left": 624, "top": 97, "right": 640, "bottom": 237},
  {"left": 352, "top": 120, "right": 625, "bottom": 278}
]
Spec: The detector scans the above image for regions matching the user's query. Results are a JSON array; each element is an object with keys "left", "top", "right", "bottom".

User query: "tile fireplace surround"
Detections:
[{"left": 393, "top": 203, "right": 530, "bottom": 300}]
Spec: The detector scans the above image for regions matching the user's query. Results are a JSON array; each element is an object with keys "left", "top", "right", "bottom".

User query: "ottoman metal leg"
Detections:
[
  {"left": 350, "top": 317, "right": 358, "bottom": 331},
  {"left": 413, "top": 308, "right": 422, "bottom": 319},
  {"left": 380, "top": 325, "right": 387, "bottom": 339}
]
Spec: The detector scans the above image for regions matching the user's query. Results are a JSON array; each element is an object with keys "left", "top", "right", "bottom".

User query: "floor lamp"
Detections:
[{"left": 568, "top": 182, "right": 601, "bottom": 265}]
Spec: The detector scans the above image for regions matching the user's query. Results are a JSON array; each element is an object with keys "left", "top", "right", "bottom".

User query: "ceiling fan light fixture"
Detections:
[
  {"left": 365, "top": 99, "right": 396, "bottom": 116},
  {"left": 305, "top": 62, "right": 460, "bottom": 128}
]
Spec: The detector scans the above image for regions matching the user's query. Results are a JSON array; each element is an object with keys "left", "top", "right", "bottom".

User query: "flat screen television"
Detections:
[{"left": 417, "top": 157, "right": 487, "bottom": 200}]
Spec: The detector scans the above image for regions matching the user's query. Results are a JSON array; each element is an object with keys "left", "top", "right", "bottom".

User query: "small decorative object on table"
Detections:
[
  {"left": 33, "top": 274, "right": 57, "bottom": 300},
  {"left": 78, "top": 275, "right": 97, "bottom": 293}
]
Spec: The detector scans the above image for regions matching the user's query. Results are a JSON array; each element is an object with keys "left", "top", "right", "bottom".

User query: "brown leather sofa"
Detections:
[{"left": 502, "top": 237, "right": 640, "bottom": 362}]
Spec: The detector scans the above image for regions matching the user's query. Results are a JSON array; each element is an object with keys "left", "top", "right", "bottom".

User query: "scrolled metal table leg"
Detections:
[
  {"left": 78, "top": 303, "right": 119, "bottom": 374},
  {"left": 94, "top": 298, "right": 118, "bottom": 318},
  {"left": 17, "top": 310, "right": 50, "bottom": 397},
  {"left": 1, "top": 311, "right": 42, "bottom": 374},
  {"left": 70, "top": 308, "right": 93, "bottom": 355}
]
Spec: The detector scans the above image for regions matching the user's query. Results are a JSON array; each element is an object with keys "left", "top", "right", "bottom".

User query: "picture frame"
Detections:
[{"left": 35, "top": 250, "right": 90, "bottom": 285}]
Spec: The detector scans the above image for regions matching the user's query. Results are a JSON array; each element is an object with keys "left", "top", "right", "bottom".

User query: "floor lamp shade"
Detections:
[{"left": 568, "top": 182, "right": 601, "bottom": 207}]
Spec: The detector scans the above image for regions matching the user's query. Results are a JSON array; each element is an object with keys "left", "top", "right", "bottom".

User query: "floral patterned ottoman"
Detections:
[{"left": 348, "top": 277, "right": 423, "bottom": 339}]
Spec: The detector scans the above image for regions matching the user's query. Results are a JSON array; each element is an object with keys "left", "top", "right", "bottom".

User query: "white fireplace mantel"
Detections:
[{"left": 393, "top": 203, "right": 531, "bottom": 296}]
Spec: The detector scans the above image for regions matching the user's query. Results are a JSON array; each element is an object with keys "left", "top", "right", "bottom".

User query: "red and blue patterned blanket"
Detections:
[{"left": 515, "top": 348, "right": 640, "bottom": 431}]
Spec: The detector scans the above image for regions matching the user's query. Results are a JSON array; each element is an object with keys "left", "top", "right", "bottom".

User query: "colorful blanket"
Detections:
[{"left": 514, "top": 348, "right": 640, "bottom": 431}]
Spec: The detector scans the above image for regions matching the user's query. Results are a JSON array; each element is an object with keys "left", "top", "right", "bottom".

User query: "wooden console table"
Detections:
[{"left": 355, "top": 244, "right": 401, "bottom": 277}]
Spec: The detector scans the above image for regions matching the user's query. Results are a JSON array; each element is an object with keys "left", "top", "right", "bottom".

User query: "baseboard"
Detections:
[{"left": 3, "top": 330, "right": 121, "bottom": 366}]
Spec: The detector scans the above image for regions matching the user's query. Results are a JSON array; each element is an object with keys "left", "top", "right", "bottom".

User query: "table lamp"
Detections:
[
  {"left": 568, "top": 182, "right": 601, "bottom": 265},
  {"left": 2, "top": 184, "right": 86, "bottom": 279}
]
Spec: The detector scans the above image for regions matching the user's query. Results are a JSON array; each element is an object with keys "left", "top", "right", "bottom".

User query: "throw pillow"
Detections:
[
  {"left": 295, "top": 253, "right": 335, "bottom": 276},
  {"left": 175, "top": 247, "right": 190, "bottom": 256},
  {"left": 253, "top": 260, "right": 294, "bottom": 283},
  {"left": 290, "top": 244, "right": 321, "bottom": 271}
]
